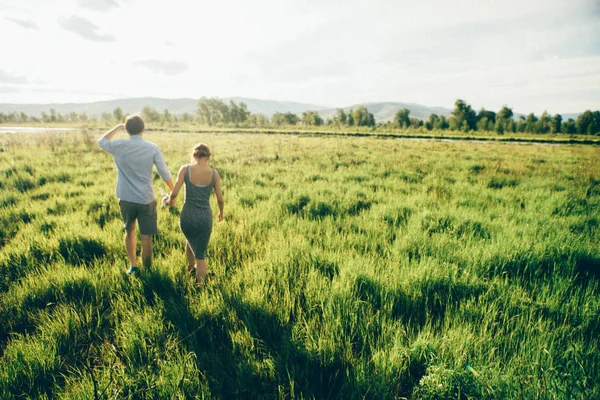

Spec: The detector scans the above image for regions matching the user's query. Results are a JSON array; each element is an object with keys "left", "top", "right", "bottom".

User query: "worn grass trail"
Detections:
[{"left": 0, "top": 131, "right": 599, "bottom": 399}]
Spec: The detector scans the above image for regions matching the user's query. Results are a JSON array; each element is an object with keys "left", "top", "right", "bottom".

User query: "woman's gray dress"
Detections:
[{"left": 180, "top": 166, "right": 215, "bottom": 260}]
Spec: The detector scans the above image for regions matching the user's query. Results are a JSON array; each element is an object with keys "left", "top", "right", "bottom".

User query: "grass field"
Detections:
[{"left": 0, "top": 130, "right": 599, "bottom": 399}]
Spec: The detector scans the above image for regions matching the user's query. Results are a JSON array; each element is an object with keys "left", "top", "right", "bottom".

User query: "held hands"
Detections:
[
  {"left": 161, "top": 194, "right": 176, "bottom": 208},
  {"left": 159, "top": 187, "right": 174, "bottom": 208}
]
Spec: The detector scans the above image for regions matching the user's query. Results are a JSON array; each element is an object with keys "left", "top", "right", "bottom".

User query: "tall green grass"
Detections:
[{"left": 0, "top": 131, "right": 598, "bottom": 398}]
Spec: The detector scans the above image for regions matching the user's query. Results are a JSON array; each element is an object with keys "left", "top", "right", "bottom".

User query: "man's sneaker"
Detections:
[{"left": 127, "top": 266, "right": 139, "bottom": 275}]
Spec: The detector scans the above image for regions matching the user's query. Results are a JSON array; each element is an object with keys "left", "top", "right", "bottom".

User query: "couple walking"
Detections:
[{"left": 98, "top": 115, "right": 224, "bottom": 286}]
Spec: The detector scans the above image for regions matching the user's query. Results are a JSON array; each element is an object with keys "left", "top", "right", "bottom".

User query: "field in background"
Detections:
[
  {"left": 0, "top": 131, "right": 599, "bottom": 399},
  {"left": 2, "top": 122, "right": 600, "bottom": 146}
]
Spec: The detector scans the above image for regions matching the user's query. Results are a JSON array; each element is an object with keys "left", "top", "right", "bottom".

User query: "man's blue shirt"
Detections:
[{"left": 98, "top": 135, "right": 172, "bottom": 205}]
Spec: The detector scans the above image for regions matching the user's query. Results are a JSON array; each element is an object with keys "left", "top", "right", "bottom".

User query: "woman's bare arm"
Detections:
[
  {"left": 214, "top": 170, "right": 224, "bottom": 222},
  {"left": 168, "top": 165, "right": 186, "bottom": 206}
]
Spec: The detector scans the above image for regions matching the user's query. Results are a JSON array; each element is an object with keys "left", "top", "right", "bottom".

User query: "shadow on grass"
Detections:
[
  {"left": 139, "top": 266, "right": 355, "bottom": 399},
  {"left": 352, "top": 274, "right": 486, "bottom": 329},
  {"left": 483, "top": 248, "right": 600, "bottom": 288}
]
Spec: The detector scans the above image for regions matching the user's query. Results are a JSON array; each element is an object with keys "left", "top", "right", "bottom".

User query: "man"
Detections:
[{"left": 98, "top": 115, "right": 174, "bottom": 274}]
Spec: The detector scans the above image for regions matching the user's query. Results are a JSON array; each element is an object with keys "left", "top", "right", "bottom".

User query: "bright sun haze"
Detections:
[{"left": 1, "top": 0, "right": 599, "bottom": 113}]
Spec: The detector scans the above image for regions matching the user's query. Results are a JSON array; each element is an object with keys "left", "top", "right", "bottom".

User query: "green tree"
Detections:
[
  {"left": 525, "top": 113, "right": 539, "bottom": 133},
  {"left": 476, "top": 117, "right": 491, "bottom": 132},
  {"left": 497, "top": 106, "right": 513, "bottom": 122},
  {"left": 426, "top": 114, "right": 440, "bottom": 130},
  {"left": 333, "top": 109, "right": 347, "bottom": 126},
  {"left": 516, "top": 116, "right": 527, "bottom": 133},
  {"left": 477, "top": 108, "right": 496, "bottom": 131},
  {"left": 409, "top": 117, "right": 422, "bottom": 128},
  {"left": 113, "top": 107, "right": 124, "bottom": 122},
  {"left": 537, "top": 111, "right": 551, "bottom": 133},
  {"left": 271, "top": 112, "right": 285, "bottom": 126},
  {"left": 562, "top": 118, "right": 577, "bottom": 134},
  {"left": 347, "top": 109, "right": 355, "bottom": 126},
  {"left": 506, "top": 119, "right": 516, "bottom": 133},
  {"left": 271, "top": 112, "right": 298, "bottom": 126},
  {"left": 492, "top": 119, "right": 503, "bottom": 134},
  {"left": 394, "top": 108, "right": 411, "bottom": 128},
  {"left": 550, "top": 114, "right": 562, "bottom": 134},
  {"left": 162, "top": 109, "right": 172, "bottom": 123},
  {"left": 301, "top": 111, "right": 324, "bottom": 126},
  {"left": 592, "top": 111, "right": 600, "bottom": 134},
  {"left": 436, "top": 116, "right": 449, "bottom": 130},
  {"left": 368, "top": 113, "right": 376, "bottom": 127},
  {"left": 352, "top": 106, "right": 375, "bottom": 127},
  {"left": 248, "top": 113, "right": 268, "bottom": 127},
  {"left": 197, "top": 97, "right": 230, "bottom": 126},
  {"left": 495, "top": 106, "right": 514, "bottom": 133},
  {"left": 283, "top": 112, "right": 298, "bottom": 125},
  {"left": 449, "top": 99, "right": 477, "bottom": 131},
  {"left": 142, "top": 106, "right": 161, "bottom": 123},
  {"left": 229, "top": 101, "right": 250, "bottom": 124},
  {"left": 576, "top": 110, "right": 600, "bottom": 135}
]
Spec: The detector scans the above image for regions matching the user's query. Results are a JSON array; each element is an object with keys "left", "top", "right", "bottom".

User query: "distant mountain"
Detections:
[
  {"left": 227, "top": 97, "right": 328, "bottom": 116},
  {"left": 318, "top": 102, "right": 453, "bottom": 123},
  {"left": 0, "top": 97, "right": 582, "bottom": 122},
  {"left": 0, "top": 97, "right": 194, "bottom": 117},
  {"left": 0, "top": 97, "right": 452, "bottom": 122},
  {"left": 0, "top": 97, "right": 328, "bottom": 119}
]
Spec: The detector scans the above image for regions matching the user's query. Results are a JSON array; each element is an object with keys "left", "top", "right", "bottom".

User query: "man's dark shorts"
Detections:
[{"left": 119, "top": 200, "right": 158, "bottom": 235}]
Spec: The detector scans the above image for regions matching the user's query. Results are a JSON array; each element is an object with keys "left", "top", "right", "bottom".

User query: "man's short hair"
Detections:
[{"left": 125, "top": 115, "right": 145, "bottom": 135}]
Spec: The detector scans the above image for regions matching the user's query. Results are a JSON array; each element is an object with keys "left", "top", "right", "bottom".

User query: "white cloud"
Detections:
[
  {"left": 0, "top": 0, "right": 598, "bottom": 113},
  {"left": 58, "top": 15, "right": 116, "bottom": 42},
  {"left": 5, "top": 16, "right": 38, "bottom": 30}
]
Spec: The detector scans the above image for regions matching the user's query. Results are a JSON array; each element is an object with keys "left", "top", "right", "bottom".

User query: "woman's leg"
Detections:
[
  {"left": 185, "top": 241, "right": 196, "bottom": 274},
  {"left": 195, "top": 258, "right": 207, "bottom": 286}
]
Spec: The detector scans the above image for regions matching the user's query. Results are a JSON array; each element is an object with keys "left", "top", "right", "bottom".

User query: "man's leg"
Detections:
[
  {"left": 124, "top": 225, "right": 137, "bottom": 267},
  {"left": 125, "top": 225, "right": 137, "bottom": 267},
  {"left": 138, "top": 201, "right": 158, "bottom": 270},
  {"left": 141, "top": 234, "right": 152, "bottom": 269},
  {"left": 119, "top": 200, "right": 138, "bottom": 271}
]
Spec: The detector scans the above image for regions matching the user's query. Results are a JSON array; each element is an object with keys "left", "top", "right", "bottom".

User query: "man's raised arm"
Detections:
[{"left": 98, "top": 124, "right": 125, "bottom": 152}]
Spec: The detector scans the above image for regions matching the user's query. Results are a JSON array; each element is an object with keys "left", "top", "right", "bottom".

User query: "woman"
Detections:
[{"left": 166, "top": 143, "right": 224, "bottom": 286}]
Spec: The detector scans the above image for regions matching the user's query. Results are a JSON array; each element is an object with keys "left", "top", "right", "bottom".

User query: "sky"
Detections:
[{"left": 0, "top": 0, "right": 599, "bottom": 114}]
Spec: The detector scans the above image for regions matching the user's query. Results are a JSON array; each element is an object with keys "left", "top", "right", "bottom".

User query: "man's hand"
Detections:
[
  {"left": 100, "top": 123, "right": 126, "bottom": 142},
  {"left": 159, "top": 188, "right": 172, "bottom": 208}
]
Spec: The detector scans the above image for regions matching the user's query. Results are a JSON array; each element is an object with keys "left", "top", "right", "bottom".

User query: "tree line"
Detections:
[{"left": 1, "top": 97, "right": 598, "bottom": 135}]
